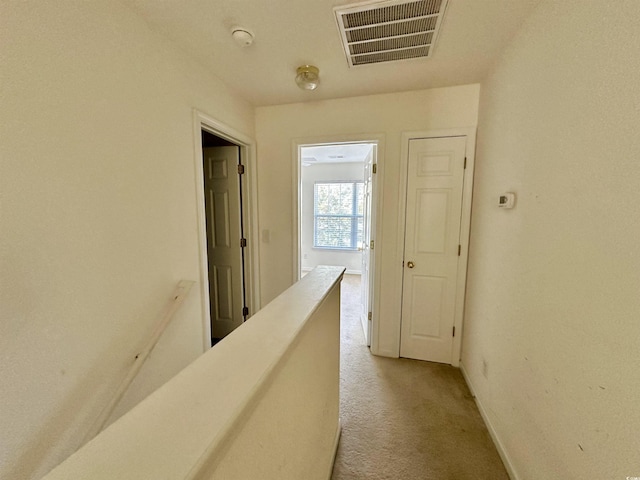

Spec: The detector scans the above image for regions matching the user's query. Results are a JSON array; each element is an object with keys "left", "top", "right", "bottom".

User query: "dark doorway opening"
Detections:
[{"left": 201, "top": 130, "right": 248, "bottom": 346}]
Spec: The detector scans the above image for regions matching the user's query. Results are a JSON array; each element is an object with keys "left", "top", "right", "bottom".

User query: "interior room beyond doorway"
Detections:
[
  {"left": 299, "top": 143, "right": 374, "bottom": 274},
  {"left": 299, "top": 142, "right": 377, "bottom": 345}
]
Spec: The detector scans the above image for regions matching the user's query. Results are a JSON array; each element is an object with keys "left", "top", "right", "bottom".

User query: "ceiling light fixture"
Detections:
[
  {"left": 295, "top": 65, "right": 320, "bottom": 90},
  {"left": 231, "top": 27, "right": 254, "bottom": 47}
]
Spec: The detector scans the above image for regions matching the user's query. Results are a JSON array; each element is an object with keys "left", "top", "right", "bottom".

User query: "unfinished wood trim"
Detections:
[{"left": 82, "top": 280, "right": 195, "bottom": 444}]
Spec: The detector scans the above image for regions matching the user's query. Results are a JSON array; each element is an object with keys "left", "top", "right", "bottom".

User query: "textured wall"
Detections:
[
  {"left": 462, "top": 1, "right": 640, "bottom": 478},
  {"left": 0, "top": 2, "right": 254, "bottom": 478}
]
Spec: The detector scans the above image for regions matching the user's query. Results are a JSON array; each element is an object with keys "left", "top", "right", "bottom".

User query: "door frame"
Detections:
[
  {"left": 292, "top": 133, "right": 385, "bottom": 348},
  {"left": 397, "top": 128, "right": 476, "bottom": 366},
  {"left": 193, "top": 109, "right": 260, "bottom": 352}
]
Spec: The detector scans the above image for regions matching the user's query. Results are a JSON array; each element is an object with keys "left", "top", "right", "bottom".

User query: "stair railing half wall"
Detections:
[{"left": 44, "top": 267, "right": 343, "bottom": 480}]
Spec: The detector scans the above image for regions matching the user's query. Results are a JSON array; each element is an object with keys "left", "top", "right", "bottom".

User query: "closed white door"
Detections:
[
  {"left": 360, "top": 150, "right": 376, "bottom": 346},
  {"left": 400, "top": 136, "right": 466, "bottom": 363},
  {"left": 203, "top": 146, "right": 244, "bottom": 340}
]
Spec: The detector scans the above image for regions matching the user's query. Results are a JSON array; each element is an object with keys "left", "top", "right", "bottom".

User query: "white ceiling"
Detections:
[
  {"left": 302, "top": 143, "right": 374, "bottom": 165},
  {"left": 121, "top": 0, "right": 541, "bottom": 107}
]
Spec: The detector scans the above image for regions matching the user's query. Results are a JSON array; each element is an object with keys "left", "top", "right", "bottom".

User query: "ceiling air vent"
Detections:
[{"left": 334, "top": 0, "right": 449, "bottom": 67}]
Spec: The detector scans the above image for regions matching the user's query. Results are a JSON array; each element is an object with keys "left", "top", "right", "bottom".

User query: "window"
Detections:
[{"left": 314, "top": 181, "right": 364, "bottom": 249}]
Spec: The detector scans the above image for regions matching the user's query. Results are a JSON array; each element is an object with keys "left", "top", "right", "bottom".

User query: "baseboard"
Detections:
[
  {"left": 459, "top": 363, "right": 521, "bottom": 480},
  {"left": 325, "top": 419, "right": 342, "bottom": 480}
]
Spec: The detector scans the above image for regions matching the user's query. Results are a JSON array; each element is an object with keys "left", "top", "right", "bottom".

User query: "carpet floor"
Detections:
[{"left": 331, "top": 274, "right": 509, "bottom": 480}]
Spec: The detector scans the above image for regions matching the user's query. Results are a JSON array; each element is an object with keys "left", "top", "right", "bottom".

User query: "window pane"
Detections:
[
  {"left": 356, "top": 183, "right": 364, "bottom": 215},
  {"left": 313, "top": 181, "right": 365, "bottom": 249},
  {"left": 315, "top": 183, "right": 354, "bottom": 215},
  {"left": 315, "top": 216, "right": 353, "bottom": 248}
]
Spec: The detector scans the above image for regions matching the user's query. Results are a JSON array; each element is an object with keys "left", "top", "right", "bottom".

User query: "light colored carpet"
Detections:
[{"left": 331, "top": 274, "right": 509, "bottom": 480}]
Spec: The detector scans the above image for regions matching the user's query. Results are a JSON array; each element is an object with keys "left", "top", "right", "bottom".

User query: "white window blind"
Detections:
[{"left": 314, "top": 181, "right": 364, "bottom": 249}]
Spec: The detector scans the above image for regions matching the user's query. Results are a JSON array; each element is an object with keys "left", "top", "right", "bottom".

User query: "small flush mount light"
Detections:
[
  {"left": 231, "top": 27, "right": 254, "bottom": 47},
  {"left": 295, "top": 65, "right": 320, "bottom": 90}
]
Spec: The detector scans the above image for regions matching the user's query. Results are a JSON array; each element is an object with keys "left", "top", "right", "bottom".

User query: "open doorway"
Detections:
[
  {"left": 193, "top": 111, "right": 259, "bottom": 352},
  {"left": 298, "top": 142, "right": 377, "bottom": 345},
  {"left": 201, "top": 129, "right": 248, "bottom": 346}
]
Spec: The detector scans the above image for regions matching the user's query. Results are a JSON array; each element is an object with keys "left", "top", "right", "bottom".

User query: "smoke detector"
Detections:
[{"left": 334, "top": 0, "right": 449, "bottom": 67}]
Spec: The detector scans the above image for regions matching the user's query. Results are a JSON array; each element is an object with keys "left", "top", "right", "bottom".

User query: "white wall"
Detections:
[
  {"left": 301, "top": 161, "right": 364, "bottom": 274},
  {"left": 462, "top": 1, "right": 640, "bottom": 478},
  {"left": 0, "top": 2, "right": 254, "bottom": 479},
  {"left": 255, "top": 85, "right": 479, "bottom": 356}
]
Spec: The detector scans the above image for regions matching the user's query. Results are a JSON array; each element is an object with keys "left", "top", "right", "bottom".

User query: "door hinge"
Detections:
[
  {"left": 368, "top": 311, "right": 372, "bottom": 321},
  {"left": 242, "top": 306, "right": 249, "bottom": 316},
  {"left": 464, "top": 157, "right": 467, "bottom": 169},
  {"left": 240, "top": 238, "right": 247, "bottom": 248},
  {"left": 370, "top": 240, "right": 374, "bottom": 250},
  {"left": 452, "top": 326, "right": 456, "bottom": 337},
  {"left": 372, "top": 163, "right": 377, "bottom": 174},
  {"left": 458, "top": 244, "right": 461, "bottom": 256},
  {"left": 237, "top": 164, "right": 245, "bottom": 175}
]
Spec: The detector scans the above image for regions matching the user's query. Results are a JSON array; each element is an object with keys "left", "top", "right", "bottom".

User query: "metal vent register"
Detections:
[{"left": 334, "top": 0, "right": 449, "bottom": 67}]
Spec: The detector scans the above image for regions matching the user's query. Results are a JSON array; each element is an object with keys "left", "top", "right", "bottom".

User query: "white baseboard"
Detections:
[
  {"left": 326, "top": 419, "right": 342, "bottom": 480},
  {"left": 459, "top": 363, "right": 521, "bottom": 480}
]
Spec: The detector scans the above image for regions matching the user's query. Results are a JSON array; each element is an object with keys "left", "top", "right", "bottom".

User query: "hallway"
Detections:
[{"left": 332, "top": 275, "right": 509, "bottom": 480}]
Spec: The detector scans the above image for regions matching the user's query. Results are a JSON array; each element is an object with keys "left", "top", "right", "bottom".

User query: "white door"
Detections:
[
  {"left": 360, "top": 148, "right": 376, "bottom": 346},
  {"left": 400, "top": 136, "right": 466, "bottom": 363},
  {"left": 203, "top": 146, "right": 245, "bottom": 340}
]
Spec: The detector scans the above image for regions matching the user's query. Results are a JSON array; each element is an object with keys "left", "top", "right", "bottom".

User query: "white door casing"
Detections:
[
  {"left": 203, "top": 146, "right": 244, "bottom": 339},
  {"left": 400, "top": 136, "right": 466, "bottom": 363}
]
